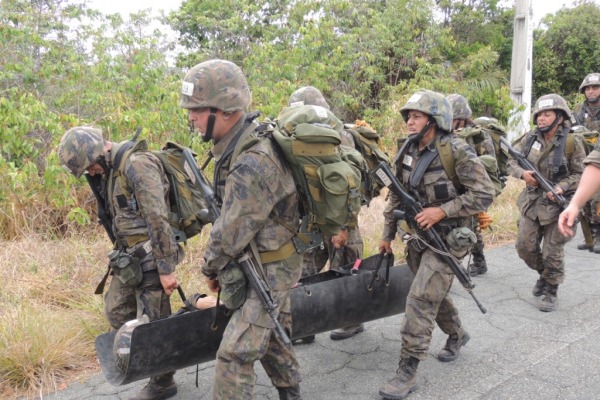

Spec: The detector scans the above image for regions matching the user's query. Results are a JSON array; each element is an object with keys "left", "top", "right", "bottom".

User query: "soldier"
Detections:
[
  {"left": 446, "top": 93, "right": 495, "bottom": 277},
  {"left": 507, "top": 94, "right": 585, "bottom": 312},
  {"left": 287, "top": 86, "right": 365, "bottom": 342},
  {"left": 57, "top": 127, "right": 182, "bottom": 400},
  {"left": 180, "top": 59, "right": 302, "bottom": 400},
  {"left": 559, "top": 147, "right": 600, "bottom": 236},
  {"left": 378, "top": 90, "right": 494, "bottom": 400},
  {"left": 573, "top": 73, "right": 600, "bottom": 252}
]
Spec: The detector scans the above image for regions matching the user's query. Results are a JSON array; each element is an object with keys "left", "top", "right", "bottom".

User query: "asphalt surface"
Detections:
[{"left": 47, "top": 230, "right": 600, "bottom": 400}]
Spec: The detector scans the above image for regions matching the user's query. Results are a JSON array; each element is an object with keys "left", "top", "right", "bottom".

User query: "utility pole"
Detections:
[{"left": 508, "top": 0, "right": 533, "bottom": 140}]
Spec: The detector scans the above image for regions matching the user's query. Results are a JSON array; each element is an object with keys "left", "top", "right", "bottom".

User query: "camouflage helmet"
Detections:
[
  {"left": 57, "top": 127, "right": 105, "bottom": 178},
  {"left": 579, "top": 73, "right": 600, "bottom": 93},
  {"left": 400, "top": 90, "right": 453, "bottom": 132},
  {"left": 288, "top": 86, "right": 330, "bottom": 110},
  {"left": 179, "top": 59, "right": 251, "bottom": 112},
  {"left": 532, "top": 94, "right": 571, "bottom": 123},
  {"left": 113, "top": 315, "right": 149, "bottom": 372},
  {"left": 446, "top": 94, "right": 473, "bottom": 120}
]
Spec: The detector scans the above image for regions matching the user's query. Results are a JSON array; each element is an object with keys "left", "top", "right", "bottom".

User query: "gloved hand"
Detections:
[{"left": 477, "top": 211, "right": 493, "bottom": 231}]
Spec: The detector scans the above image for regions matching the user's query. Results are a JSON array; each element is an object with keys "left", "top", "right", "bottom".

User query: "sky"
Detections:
[{"left": 90, "top": 0, "right": 599, "bottom": 24}]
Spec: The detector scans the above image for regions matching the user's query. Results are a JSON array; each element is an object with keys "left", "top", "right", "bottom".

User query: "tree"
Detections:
[{"left": 533, "top": 1, "right": 600, "bottom": 103}]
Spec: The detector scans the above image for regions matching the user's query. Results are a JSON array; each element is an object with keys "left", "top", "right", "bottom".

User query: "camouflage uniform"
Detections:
[
  {"left": 573, "top": 73, "right": 600, "bottom": 249},
  {"left": 58, "top": 128, "right": 182, "bottom": 399},
  {"left": 382, "top": 133, "right": 494, "bottom": 361},
  {"left": 104, "top": 140, "right": 182, "bottom": 329},
  {"left": 288, "top": 86, "right": 365, "bottom": 341},
  {"left": 585, "top": 148, "right": 600, "bottom": 168},
  {"left": 201, "top": 115, "right": 303, "bottom": 399},
  {"left": 447, "top": 94, "right": 495, "bottom": 276},
  {"left": 507, "top": 94, "right": 585, "bottom": 310}
]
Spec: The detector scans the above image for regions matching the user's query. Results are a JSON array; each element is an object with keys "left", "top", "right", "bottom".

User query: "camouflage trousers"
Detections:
[
  {"left": 301, "top": 228, "right": 364, "bottom": 277},
  {"left": 515, "top": 216, "right": 574, "bottom": 286},
  {"left": 213, "top": 257, "right": 302, "bottom": 399},
  {"left": 400, "top": 244, "right": 464, "bottom": 361},
  {"left": 104, "top": 255, "right": 171, "bottom": 330},
  {"left": 582, "top": 193, "right": 600, "bottom": 224}
]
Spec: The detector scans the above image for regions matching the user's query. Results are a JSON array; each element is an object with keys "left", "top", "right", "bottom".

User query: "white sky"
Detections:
[{"left": 90, "top": 0, "right": 599, "bottom": 24}]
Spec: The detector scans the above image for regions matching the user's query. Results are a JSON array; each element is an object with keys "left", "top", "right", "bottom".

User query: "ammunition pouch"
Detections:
[
  {"left": 108, "top": 249, "right": 143, "bottom": 288},
  {"left": 218, "top": 262, "right": 248, "bottom": 310}
]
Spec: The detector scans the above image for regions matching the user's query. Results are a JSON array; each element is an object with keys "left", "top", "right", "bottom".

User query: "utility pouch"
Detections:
[
  {"left": 108, "top": 249, "right": 143, "bottom": 288},
  {"left": 445, "top": 227, "right": 477, "bottom": 259},
  {"left": 218, "top": 261, "right": 248, "bottom": 310}
]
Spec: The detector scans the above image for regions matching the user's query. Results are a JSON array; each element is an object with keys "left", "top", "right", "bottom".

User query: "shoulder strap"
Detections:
[
  {"left": 566, "top": 133, "right": 575, "bottom": 159},
  {"left": 435, "top": 137, "right": 461, "bottom": 190}
]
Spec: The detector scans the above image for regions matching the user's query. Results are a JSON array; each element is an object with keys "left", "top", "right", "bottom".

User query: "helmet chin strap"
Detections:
[
  {"left": 203, "top": 108, "right": 219, "bottom": 143},
  {"left": 587, "top": 96, "right": 600, "bottom": 104},
  {"left": 408, "top": 118, "right": 433, "bottom": 144},
  {"left": 95, "top": 155, "right": 108, "bottom": 171},
  {"left": 538, "top": 113, "right": 563, "bottom": 134}
]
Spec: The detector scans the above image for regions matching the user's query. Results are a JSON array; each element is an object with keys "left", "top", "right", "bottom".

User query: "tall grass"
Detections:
[{"left": 0, "top": 177, "right": 524, "bottom": 399}]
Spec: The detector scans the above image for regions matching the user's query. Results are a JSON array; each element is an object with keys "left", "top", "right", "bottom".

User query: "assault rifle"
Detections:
[
  {"left": 86, "top": 174, "right": 116, "bottom": 244},
  {"left": 372, "top": 162, "right": 487, "bottom": 314},
  {"left": 499, "top": 136, "right": 567, "bottom": 207},
  {"left": 181, "top": 148, "right": 292, "bottom": 347}
]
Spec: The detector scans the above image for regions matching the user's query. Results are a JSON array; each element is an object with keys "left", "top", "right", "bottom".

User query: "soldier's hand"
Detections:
[
  {"left": 331, "top": 229, "right": 348, "bottom": 249},
  {"left": 415, "top": 207, "right": 446, "bottom": 230},
  {"left": 206, "top": 277, "right": 221, "bottom": 293},
  {"left": 159, "top": 273, "right": 179, "bottom": 296},
  {"left": 521, "top": 170, "right": 539, "bottom": 187},
  {"left": 379, "top": 240, "right": 392, "bottom": 254},
  {"left": 558, "top": 204, "right": 578, "bottom": 237},
  {"left": 547, "top": 186, "right": 564, "bottom": 203}
]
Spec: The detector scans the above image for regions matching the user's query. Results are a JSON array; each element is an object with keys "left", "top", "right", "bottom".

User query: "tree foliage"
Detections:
[
  {"left": 2, "top": 0, "right": 592, "bottom": 240},
  {"left": 533, "top": 1, "right": 600, "bottom": 104}
]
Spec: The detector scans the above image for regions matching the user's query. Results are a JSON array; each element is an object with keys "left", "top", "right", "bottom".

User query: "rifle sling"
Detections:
[{"left": 408, "top": 144, "right": 438, "bottom": 191}]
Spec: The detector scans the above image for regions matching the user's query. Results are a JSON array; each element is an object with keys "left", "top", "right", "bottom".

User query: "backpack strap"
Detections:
[{"left": 435, "top": 136, "right": 462, "bottom": 191}]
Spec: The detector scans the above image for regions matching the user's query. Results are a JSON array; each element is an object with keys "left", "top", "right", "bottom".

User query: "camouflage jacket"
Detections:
[
  {"left": 507, "top": 126, "right": 586, "bottom": 225},
  {"left": 203, "top": 113, "right": 300, "bottom": 278},
  {"left": 584, "top": 149, "right": 600, "bottom": 169},
  {"left": 107, "top": 140, "right": 181, "bottom": 275},
  {"left": 573, "top": 101, "right": 600, "bottom": 132},
  {"left": 455, "top": 125, "right": 495, "bottom": 157},
  {"left": 382, "top": 134, "right": 494, "bottom": 241}
]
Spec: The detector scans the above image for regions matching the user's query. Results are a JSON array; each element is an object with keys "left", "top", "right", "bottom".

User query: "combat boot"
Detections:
[
  {"left": 593, "top": 238, "right": 600, "bottom": 254},
  {"left": 379, "top": 356, "right": 419, "bottom": 400},
  {"left": 128, "top": 374, "right": 177, "bottom": 400},
  {"left": 330, "top": 323, "right": 365, "bottom": 340},
  {"left": 532, "top": 278, "right": 546, "bottom": 297},
  {"left": 468, "top": 253, "right": 488, "bottom": 277},
  {"left": 539, "top": 284, "right": 558, "bottom": 312},
  {"left": 292, "top": 335, "right": 315, "bottom": 345},
  {"left": 437, "top": 331, "right": 470, "bottom": 362},
  {"left": 276, "top": 384, "right": 302, "bottom": 400},
  {"left": 577, "top": 242, "right": 593, "bottom": 251}
]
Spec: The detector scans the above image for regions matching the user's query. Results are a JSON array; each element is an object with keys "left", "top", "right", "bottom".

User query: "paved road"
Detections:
[{"left": 48, "top": 231, "right": 600, "bottom": 400}]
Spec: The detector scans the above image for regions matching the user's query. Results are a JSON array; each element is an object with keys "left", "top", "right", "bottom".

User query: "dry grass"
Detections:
[{"left": 0, "top": 180, "right": 523, "bottom": 399}]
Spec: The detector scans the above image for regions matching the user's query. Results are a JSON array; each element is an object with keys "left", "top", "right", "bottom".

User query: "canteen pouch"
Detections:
[
  {"left": 218, "top": 262, "right": 248, "bottom": 310},
  {"left": 108, "top": 249, "right": 143, "bottom": 288}
]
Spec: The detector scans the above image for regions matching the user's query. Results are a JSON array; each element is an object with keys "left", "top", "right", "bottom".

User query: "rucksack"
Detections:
[
  {"left": 115, "top": 140, "right": 209, "bottom": 243},
  {"left": 472, "top": 118, "right": 509, "bottom": 180},
  {"left": 571, "top": 125, "right": 599, "bottom": 155},
  {"left": 437, "top": 137, "right": 505, "bottom": 197},
  {"left": 233, "top": 105, "right": 365, "bottom": 237},
  {"left": 344, "top": 121, "right": 390, "bottom": 204}
]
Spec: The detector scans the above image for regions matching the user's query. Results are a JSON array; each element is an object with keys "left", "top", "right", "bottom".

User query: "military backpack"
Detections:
[
  {"left": 344, "top": 121, "right": 390, "bottom": 205},
  {"left": 115, "top": 140, "right": 209, "bottom": 243},
  {"left": 233, "top": 105, "right": 365, "bottom": 238}
]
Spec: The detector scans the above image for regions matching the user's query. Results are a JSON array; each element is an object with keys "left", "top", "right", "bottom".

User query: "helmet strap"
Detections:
[
  {"left": 410, "top": 117, "right": 434, "bottom": 144},
  {"left": 96, "top": 155, "right": 110, "bottom": 173},
  {"left": 203, "top": 108, "right": 218, "bottom": 143},
  {"left": 538, "top": 112, "right": 563, "bottom": 134}
]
